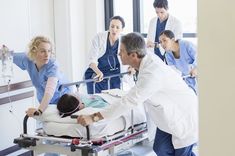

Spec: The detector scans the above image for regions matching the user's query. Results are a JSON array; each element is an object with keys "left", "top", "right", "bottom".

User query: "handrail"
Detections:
[
  {"left": 58, "top": 71, "right": 130, "bottom": 91},
  {"left": 23, "top": 111, "right": 40, "bottom": 134}
]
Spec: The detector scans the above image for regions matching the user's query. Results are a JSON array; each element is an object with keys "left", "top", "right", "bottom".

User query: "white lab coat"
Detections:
[
  {"left": 147, "top": 15, "right": 183, "bottom": 55},
  {"left": 101, "top": 53, "right": 198, "bottom": 149},
  {"left": 87, "top": 31, "right": 134, "bottom": 90},
  {"left": 88, "top": 31, "right": 110, "bottom": 65}
]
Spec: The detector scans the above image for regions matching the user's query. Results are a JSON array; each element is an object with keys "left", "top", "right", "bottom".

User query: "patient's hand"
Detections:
[
  {"left": 77, "top": 115, "right": 93, "bottom": 126},
  {"left": 146, "top": 40, "right": 155, "bottom": 48}
]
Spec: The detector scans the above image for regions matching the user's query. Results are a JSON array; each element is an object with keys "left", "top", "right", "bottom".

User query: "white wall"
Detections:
[
  {"left": 29, "top": 0, "right": 55, "bottom": 40},
  {"left": 0, "top": 0, "right": 31, "bottom": 85},
  {"left": 0, "top": 0, "right": 54, "bottom": 150},
  {"left": 54, "top": 0, "right": 104, "bottom": 83},
  {"left": 199, "top": 0, "right": 235, "bottom": 155},
  {"left": 0, "top": 89, "right": 36, "bottom": 150}
]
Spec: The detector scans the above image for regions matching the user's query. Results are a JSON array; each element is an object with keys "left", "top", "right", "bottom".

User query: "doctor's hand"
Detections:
[
  {"left": 77, "top": 115, "right": 93, "bottom": 127},
  {"left": 128, "top": 66, "right": 136, "bottom": 75},
  {"left": 147, "top": 41, "right": 159, "bottom": 48},
  {"left": 94, "top": 71, "right": 104, "bottom": 82},
  {"left": 0, "top": 45, "right": 9, "bottom": 56},
  {"left": 190, "top": 67, "right": 197, "bottom": 77}
]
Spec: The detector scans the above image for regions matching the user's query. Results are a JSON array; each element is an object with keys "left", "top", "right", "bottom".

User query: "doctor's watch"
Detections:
[{"left": 91, "top": 113, "right": 100, "bottom": 122}]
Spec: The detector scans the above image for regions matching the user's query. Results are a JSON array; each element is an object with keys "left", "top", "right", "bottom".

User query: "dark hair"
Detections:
[
  {"left": 110, "top": 16, "right": 125, "bottom": 28},
  {"left": 153, "top": 0, "right": 168, "bottom": 10},
  {"left": 160, "top": 30, "right": 175, "bottom": 39},
  {"left": 121, "top": 32, "right": 146, "bottom": 58},
  {"left": 57, "top": 94, "right": 80, "bottom": 118}
]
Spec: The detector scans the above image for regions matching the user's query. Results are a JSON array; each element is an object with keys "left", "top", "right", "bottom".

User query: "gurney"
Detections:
[{"left": 14, "top": 72, "right": 149, "bottom": 156}]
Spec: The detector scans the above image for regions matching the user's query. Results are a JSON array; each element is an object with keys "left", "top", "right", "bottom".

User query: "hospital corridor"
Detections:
[{"left": 1, "top": 0, "right": 234, "bottom": 156}]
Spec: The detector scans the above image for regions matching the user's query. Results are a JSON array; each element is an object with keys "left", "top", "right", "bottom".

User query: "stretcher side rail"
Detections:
[
  {"left": 58, "top": 71, "right": 132, "bottom": 91},
  {"left": 13, "top": 111, "right": 40, "bottom": 148},
  {"left": 13, "top": 111, "right": 148, "bottom": 156},
  {"left": 70, "top": 123, "right": 148, "bottom": 154},
  {"left": 13, "top": 111, "right": 148, "bottom": 155}
]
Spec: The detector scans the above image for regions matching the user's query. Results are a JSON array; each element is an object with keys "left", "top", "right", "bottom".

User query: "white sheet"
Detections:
[{"left": 35, "top": 89, "right": 146, "bottom": 138}]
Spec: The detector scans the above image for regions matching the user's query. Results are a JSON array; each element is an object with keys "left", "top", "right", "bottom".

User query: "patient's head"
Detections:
[{"left": 57, "top": 94, "right": 81, "bottom": 118}]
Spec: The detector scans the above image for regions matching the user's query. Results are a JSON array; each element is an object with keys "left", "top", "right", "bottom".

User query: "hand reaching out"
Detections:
[
  {"left": 26, "top": 108, "right": 37, "bottom": 117},
  {"left": 94, "top": 71, "right": 104, "bottom": 82},
  {"left": 128, "top": 66, "right": 136, "bottom": 75},
  {"left": 190, "top": 68, "right": 197, "bottom": 77},
  {"left": 147, "top": 41, "right": 159, "bottom": 48},
  {"left": 26, "top": 107, "right": 42, "bottom": 117}
]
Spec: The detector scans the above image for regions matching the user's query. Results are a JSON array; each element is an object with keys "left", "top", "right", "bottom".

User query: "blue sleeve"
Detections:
[
  {"left": 186, "top": 42, "right": 197, "bottom": 68},
  {"left": 13, "top": 53, "right": 29, "bottom": 70},
  {"left": 165, "top": 52, "right": 175, "bottom": 66}
]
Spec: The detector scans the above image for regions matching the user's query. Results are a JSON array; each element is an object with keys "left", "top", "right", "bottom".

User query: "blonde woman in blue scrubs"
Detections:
[{"left": 12, "top": 36, "right": 71, "bottom": 117}]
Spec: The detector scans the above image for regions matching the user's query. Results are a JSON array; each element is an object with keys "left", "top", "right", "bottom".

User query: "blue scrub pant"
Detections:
[{"left": 153, "top": 128, "right": 196, "bottom": 156}]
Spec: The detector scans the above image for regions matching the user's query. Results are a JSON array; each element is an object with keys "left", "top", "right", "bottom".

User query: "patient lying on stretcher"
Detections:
[
  {"left": 34, "top": 89, "right": 146, "bottom": 138},
  {"left": 57, "top": 93, "right": 109, "bottom": 117}
]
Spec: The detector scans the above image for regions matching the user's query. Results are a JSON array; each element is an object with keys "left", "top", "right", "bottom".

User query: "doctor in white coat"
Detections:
[
  {"left": 84, "top": 16, "right": 133, "bottom": 94},
  {"left": 77, "top": 32, "right": 198, "bottom": 156},
  {"left": 147, "top": 0, "right": 182, "bottom": 61}
]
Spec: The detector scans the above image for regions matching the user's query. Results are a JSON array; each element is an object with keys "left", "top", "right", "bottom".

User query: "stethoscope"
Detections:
[
  {"left": 107, "top": 54, "right": 118, "bottom": 71},
  {"left": 106, "top": 39, "right": 119, "bottom": 71}
]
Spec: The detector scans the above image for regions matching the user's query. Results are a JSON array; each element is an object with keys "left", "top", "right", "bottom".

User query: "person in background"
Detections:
[
  {"left": 76, "top": 32, "right": 198, "bottom": 156},
  {"left": 159, "top": 30, "right": 198, "bottom": 94},
  {"left": 147, "top": 0, "right": 182, "bottom": 61},
  {"left": 84, "top": 16, "right": 133, "bottom": 94},
  {"left": 57, "top": 93, "right": 109, "bottom": 118},
  {"left": 10, "top": 36, "right": 71, "bottom": 116}
]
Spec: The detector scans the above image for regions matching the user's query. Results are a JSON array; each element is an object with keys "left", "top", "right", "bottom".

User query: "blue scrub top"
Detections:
[
  {"left": 154, "top": 18, "right": 167, "bottom": 61},
  {"left": 13, "top": 53, "right": 71, "bottom": 104},
  {"left": 165, "top": 40, "right": 197, "bottom": 94}
]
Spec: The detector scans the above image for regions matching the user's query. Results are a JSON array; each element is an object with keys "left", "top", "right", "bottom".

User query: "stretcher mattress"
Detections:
[{"left": 36, "top": 90, "right": 146, "bottom": 139}]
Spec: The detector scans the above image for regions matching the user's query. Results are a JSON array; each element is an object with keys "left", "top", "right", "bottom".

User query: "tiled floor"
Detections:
[
  {"left": 117, "top": 141, "right": 199, "bottom": 156},
  {"left": 117, "top": 141, "right": 156, "bottom": 156}
]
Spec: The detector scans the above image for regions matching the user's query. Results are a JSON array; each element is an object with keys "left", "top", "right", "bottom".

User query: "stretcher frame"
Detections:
[{"left": 14, "top": 72, "right": 149, "bottom": 156}]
